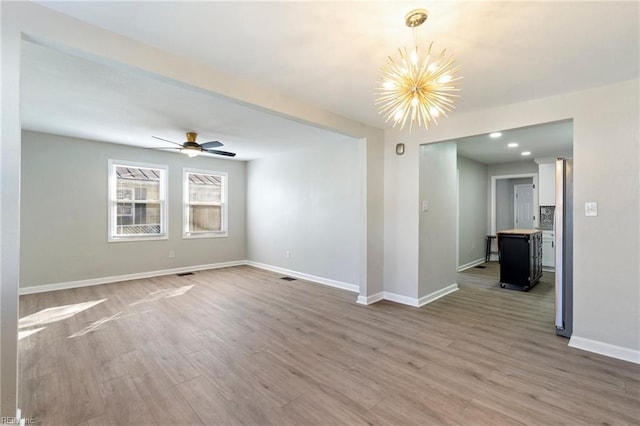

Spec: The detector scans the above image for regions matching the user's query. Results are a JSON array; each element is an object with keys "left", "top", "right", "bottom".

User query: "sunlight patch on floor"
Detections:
[
  {"left": 129, "top": 285, "right": 194, "bottom": 306},
  {"left": 68, "top": 311, "right": 121, "bottom": 338},
  {"left": 19, "top": 298, "right": 107, "bottom": 329},
  {"left": 18, "top": 327, "right": 46, "bottom": 340}
]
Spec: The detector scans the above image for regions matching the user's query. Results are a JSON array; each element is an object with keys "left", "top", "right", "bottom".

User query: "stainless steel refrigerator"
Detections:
[{"left": 555, "top": 158, "right": 573, "bottom": 337}]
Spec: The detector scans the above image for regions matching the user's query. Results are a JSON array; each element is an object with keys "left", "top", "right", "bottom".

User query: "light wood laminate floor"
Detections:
[{"left": 18, "top": 264, "right": 640, "bottom": 425}]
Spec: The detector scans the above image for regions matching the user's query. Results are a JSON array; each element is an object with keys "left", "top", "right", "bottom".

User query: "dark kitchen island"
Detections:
[{"left": 497, "top": 229, "right": 543, "bottom": 291}]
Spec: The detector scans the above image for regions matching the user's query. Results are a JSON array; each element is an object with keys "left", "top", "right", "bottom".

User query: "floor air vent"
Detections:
[
  {"left": 177, "top": 272, "right": 195, "bottom": 276},
  {"left": 474, "top": 265, "right": 487, "bottom": 269},
  {"left": 280, "top": 277, "right": 297, "bottom": 281}
]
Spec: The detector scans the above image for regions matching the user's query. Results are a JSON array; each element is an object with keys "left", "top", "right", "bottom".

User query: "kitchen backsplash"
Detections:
[{"left": 540, "top": 205, "right": 555, "bottom": 230}]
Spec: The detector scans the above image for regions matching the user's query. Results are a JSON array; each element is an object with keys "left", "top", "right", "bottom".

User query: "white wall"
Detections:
[
  {"left": 20, "top": 131, "right": 246, "bottom": 288},
  {"left": 457, "top": 156, "right": 488, "bottom": 267},
  {"left": 246, "top": 139, "right": 360, "bottom": 288},
  {"left": 419, "top": 142, "right": 458, "bottom": 298},
  {"left": 384, "top": 79, "right": 640, "bottom": 362}
]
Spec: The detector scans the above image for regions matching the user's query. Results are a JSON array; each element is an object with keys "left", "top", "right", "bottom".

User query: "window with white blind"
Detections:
[
  {"left": 108, "top": 160, "right": 168, "bottom": 241},
  {"left": 183, "top": 169, "right": 228, "bottom": 238}
]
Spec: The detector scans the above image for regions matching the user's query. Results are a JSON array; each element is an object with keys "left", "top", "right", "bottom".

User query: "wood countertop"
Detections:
[{"left": 497, "top": 229, "right": 542, "bottom": 235}]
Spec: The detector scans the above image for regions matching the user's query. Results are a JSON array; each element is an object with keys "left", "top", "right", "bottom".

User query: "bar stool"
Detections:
[{"left": 485, "top": 235, "right": 497, "bottom": 262}]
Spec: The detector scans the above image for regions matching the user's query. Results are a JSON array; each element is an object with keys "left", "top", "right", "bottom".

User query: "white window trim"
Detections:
[
  {"left": 183, "top": 168, "right": 228, "bottom": 239},
  {"left": 108, "top": 159, "right": 168, "bottom": 242}
]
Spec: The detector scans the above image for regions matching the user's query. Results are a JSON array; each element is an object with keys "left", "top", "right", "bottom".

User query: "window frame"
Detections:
[
  {"left": 183, "top": 168, "right": 228, "bottom": 239},
  {"left": 108, "top": 159, "right": 168, "bottom": 242}
]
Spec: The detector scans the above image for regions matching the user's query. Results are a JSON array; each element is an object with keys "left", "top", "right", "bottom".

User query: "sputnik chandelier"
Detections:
[{"left": 376, "top": 9, "right": 462, "bottom": 132}]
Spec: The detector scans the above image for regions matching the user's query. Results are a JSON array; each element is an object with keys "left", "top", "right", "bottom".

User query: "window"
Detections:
[
  {"left": 183, "top": 169, "right": 228, "bottom": 238},
  {"left": 108, "top": 160, "right": 167, "bottom": 241}
]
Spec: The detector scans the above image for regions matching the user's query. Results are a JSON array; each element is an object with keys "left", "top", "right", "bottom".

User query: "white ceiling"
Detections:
[
  {"left": 22, "top": 1, "right": 639, "bottom": 162},
  {"left": 456, "top": 120, "right": 573, "bottom": 165},
  {"left": 20, "top": 41, "right": 352, "bottom": 161}
]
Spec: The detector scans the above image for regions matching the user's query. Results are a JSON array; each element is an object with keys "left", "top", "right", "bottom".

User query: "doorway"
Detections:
[
  {"left": 514, "top": 184, "right": 534, "bottom": 229},
  {"left": 420, "top": 120, "right": 573, "bottom": 337},
  {"left": 490, "top": 174, "right": 538, "bottom": 235}
]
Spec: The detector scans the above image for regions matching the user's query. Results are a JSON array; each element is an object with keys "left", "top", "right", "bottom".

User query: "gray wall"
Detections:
[
  {"left": 246, "top": 139, "right": 360, "bottom": 286},
  {"left": 495, "top": 177, "right": 533, "bottom": 231},
  {"left": 457, "top": 156, "right": 488, "bottom": 267},
  {"left": 419, "top": 142, "right": 457, "bottom": 298},
  {"left": 20, "top": 131, "right": 246, "bottom": 288}
]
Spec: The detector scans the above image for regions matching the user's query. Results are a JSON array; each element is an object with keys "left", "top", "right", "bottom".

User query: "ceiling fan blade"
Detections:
[
  {"left": 152, "top": 136, "right": 184, "bottom": 147},
  {"left": 203, "top": 149, "right": 236, "bottom": 157},
  {"left": 200, "top": 141, "right": 223, "bottom": 149}
]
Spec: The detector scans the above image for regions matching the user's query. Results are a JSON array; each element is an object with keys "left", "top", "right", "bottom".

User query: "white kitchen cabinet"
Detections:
[
  {"left": 542, "top": 230, "right": 555, "bottom": 268},
  {"left": 539, "top": 163, "right": 556, "bottom": 206}
]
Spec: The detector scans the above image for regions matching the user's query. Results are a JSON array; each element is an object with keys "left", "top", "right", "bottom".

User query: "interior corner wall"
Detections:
[
  {"left": 246, "top": 138, "right": 360, "bottom": 287},
  {"left": 495, "top": 179, "right": 511, "bottom": 232},
  {"left": 360, "top": 132, "right": 386, "bottom": 299},
  {"left": 419, "top": 142, "right": 458, "bottom": 298},
  {"left": 457, "top": 156, "right": 488, "bottom": 267},
  {"left": 20, "top": 131, "right": 247, "bottom": 289}
]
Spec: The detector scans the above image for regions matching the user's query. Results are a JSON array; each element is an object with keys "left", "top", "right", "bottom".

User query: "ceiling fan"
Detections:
[{"left": 149, "top": 132, "right": 236, "bottom": 158}]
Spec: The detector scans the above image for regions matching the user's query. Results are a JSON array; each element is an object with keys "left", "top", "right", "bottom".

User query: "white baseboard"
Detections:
[
  {"left": 381, "top": 291, "right": 420, "bottom": 307},
  {"left": 19, "top": 260, "right": 457, "bottom": 312},
  {"left": 356, "top": 292, "right": 384, "bottom": 305},
  {"left": 19, "top": 260, "right": 246, "bottom": 295},
  {"left": 457, "top": 258, "right": 486, "bottom": 272},
  {"left": 245, "top": 261, "right": 359, "bottom": 293},
  {"left": 377, "top": 283, "right": 459, "bottom": 308},
  {"left": 417, "top": 283, "right": 459, "bottom": 307},
  {"left": 569, "top": 335, "right": 640, "bottom": 364}
]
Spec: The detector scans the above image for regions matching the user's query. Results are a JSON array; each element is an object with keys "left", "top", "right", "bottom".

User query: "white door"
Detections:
[{"left": 514, "top": 184, "right": 534, "bottom": 229}]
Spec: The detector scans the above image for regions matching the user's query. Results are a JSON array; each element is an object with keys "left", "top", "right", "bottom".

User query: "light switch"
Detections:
[
  {"left": 585, "top": 202, "right": 598, "bottom": 217},
  {"left": 422, "top": 200, "right": 429, "bottom": 212}
]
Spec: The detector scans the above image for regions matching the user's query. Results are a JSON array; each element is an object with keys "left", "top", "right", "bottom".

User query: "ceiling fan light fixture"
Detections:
[
  {"left": 182, "top": 148, "right": 200, "bottom": 158},
  {"left": 150, "top": 132, "right": 236, "bottom": 158},
  {"left": 182, "top": 138, "right": 202, "bottom": 157},
  {"left": 376, "top": 8, "right": 462, "bottom": 132}
]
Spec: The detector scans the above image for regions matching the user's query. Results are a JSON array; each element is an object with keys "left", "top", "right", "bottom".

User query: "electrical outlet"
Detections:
[
  {"left": 285, "top": 250, "right": 291, "bottom": 259},
  {"left": 169, "top": 251, "right": 175, "bottom": 258}
]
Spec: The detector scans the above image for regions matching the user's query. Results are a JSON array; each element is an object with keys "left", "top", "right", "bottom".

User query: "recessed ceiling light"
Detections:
[
  {"left": 507, "top": 142, "right": 519, "bottom": 148},
  {"left": 489, "top": 132, "right": 502, "bottom": 138},
  {"left": 521, "top": 151, "right": 531, "bottom": 156}
]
